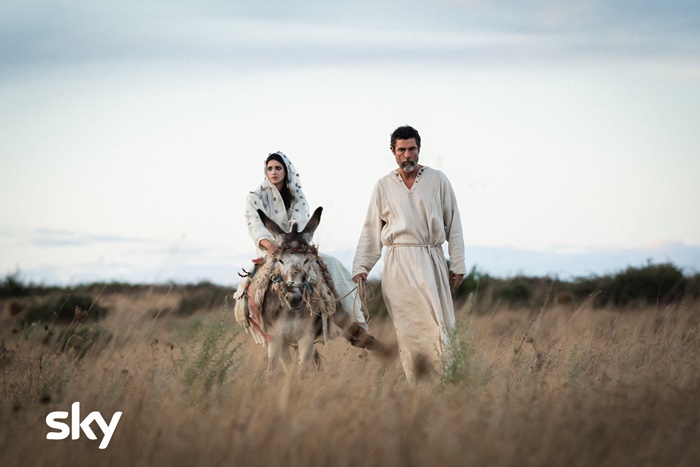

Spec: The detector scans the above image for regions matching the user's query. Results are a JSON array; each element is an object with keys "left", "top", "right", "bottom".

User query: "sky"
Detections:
[{"left": 1, "top": 0, "right": 699, "bottom": 286}]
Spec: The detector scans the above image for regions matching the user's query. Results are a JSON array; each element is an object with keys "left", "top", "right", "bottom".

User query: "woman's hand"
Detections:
[{"left": 259, "top": 239, "right": 279, "bottom": 255}]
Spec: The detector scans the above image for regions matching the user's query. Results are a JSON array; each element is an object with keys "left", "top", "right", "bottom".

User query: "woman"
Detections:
[
  {"left": 237, "top": 151, "right": 371, "bottom": 341},
  {"left": 244, "top": 152, "right": 310, "bottom": 257}
]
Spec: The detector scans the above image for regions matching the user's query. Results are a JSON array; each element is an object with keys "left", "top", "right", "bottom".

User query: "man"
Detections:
[{"left": 352, "top": 125, "right": 466, "bottom": 382}]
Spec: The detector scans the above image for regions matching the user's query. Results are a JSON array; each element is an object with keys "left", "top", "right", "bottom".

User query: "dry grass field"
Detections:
[{"left": 1, "top": 287, "right": 699, "bottom": 466}]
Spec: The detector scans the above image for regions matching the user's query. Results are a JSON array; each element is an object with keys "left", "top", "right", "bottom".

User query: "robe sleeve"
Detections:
[
  {"left": 352, "top": 181, "right": 385, "bottom": 277},
  {"left": 288, "top": 192, "right": 310, "bottom": 230},
  {"left": 441, "top": 174, "right": 467, "bottom": 275},
  {"left": 244, "top": 192, "right": 273, "bottom": 251}
]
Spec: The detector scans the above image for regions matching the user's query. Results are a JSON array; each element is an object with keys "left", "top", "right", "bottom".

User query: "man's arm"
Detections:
[
  {"left": 441, "top": 173, "right": 467, "bottom": 277},
  {"left": 352, "top": 182, "right": 384, "bottom": 280}
]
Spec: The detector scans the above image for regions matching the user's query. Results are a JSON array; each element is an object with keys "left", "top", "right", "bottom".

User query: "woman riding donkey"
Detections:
[{"left": 234, "top": 151, "right": 382, "bottom": 351}]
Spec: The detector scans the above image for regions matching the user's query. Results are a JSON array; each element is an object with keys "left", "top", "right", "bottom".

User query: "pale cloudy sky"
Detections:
[{"left": 1, "top": 1, "right": 699, "bottom": 285}]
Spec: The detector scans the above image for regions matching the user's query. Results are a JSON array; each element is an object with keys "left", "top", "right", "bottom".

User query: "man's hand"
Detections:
[
  {"left": 450, "top": 272, "right": 464, "bottom": 292},
  {"left": 353, "top": 273, "right": 367, "bottom": 283}
]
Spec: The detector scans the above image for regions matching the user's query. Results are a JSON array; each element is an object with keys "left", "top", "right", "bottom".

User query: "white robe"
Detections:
[{"left": 352, "top": 167, "right": 466, "bottom": 381}]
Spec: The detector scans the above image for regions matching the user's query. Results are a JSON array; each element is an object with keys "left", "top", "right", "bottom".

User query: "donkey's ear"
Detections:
[
  {"left": 300, "top": 207, "right": 323, "bottom": 241},
  {"left": 257, "top": 209, "right": 286, "bottom": 237}
]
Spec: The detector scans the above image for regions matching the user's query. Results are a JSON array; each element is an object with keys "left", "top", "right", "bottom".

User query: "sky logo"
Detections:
[{"left": 46, "top": 402, "right": 122, "bottom": 449}]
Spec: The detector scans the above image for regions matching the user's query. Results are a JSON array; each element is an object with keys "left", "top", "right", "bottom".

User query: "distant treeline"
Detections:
[
  {"left": 453, "top": 262, "right": 699, "bottom": 312},
  {"left": 2, "top": 262, "right": 699, "bottom": 322}
]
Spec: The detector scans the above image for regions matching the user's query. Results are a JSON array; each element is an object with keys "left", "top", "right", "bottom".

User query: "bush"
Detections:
[
  {"left": 0, "top": 272, "right": 30, "bottom": 299},
  {"left": 686, "top": 273, "right": 700, "bottom": 301},
  {"left": 608, "top": 263, "right": 685, "bottom": 307},
  {"left": 569, "top": 263, "right": 688, "bottom": 308},
  {"left": 494, "top": 278, "right": 533, "bottom": 306},
  {"left": 22, "top": 293, "right": 108, "bottom": 325},
  {"left": 171, "top": 316, "right": 242, "bottom": 395},
  {"left": 173, "top": 282, "right": 232, "bottom": 316},
  {"left": 454, "top": 266, "right": 491, "bottom": 300}
]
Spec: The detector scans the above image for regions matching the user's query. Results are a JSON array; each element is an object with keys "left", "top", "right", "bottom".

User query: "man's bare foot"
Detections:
[{"left": 346, "top": 324, "right": 389, "bottom": 356}]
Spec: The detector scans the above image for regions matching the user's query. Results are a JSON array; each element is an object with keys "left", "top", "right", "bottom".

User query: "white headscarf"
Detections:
[{"left": 245, "top": 151, "right": 310, "bottom": 255}]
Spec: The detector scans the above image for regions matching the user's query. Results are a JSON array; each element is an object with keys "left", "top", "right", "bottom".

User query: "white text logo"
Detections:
[{"left": 46, "top": 402, "right": 122, "bottom": 449}]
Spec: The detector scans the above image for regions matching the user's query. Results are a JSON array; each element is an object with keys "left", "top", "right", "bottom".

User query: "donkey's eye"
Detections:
[
  {"left": 303, "top": 258, "right": 310, "bottom": 266},
  {"left": 278, "top": 259, "right": 285, "bottom": 265}
]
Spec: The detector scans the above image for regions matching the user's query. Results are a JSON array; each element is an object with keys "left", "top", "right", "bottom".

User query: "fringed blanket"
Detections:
[{"left": 234, "top": 253, "right": 339, "bottom": 346}]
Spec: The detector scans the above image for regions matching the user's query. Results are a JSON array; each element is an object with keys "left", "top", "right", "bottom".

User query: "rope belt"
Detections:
[{"left": 387, "top": 243, "right": 442, "bottom": 249}]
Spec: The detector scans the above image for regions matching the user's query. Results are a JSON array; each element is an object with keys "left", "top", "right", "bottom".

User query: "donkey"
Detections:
[
  {"left": 237, "top": 206, "right": 387, "bottom": 373},
  {"left": 244, "top": 206, "right": 339, "bottom": 374}
]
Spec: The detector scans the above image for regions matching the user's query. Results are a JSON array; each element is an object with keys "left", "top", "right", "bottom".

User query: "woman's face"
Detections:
[{"left": 266, "top": 159, "right": 286, "bottom": 189}]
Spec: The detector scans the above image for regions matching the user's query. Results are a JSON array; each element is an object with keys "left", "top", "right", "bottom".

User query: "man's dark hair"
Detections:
[{"left": 390, "top": 125, "right": 421, "bottom": 149}]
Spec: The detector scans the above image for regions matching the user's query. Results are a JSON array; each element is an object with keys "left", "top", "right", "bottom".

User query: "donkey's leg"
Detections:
[
  {"left": 267, "top": 337, "right": 283, "bottom": 374},
  {"left": 296, "top": 332, "right": 317, "bottom": 376},
  {"left": 279, "top": 344, "right": 293, "bottom": 372}
]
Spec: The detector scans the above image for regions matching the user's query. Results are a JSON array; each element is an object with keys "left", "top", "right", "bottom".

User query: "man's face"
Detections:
[{"left": 392, "top": 138, "right": 420, "bottom": 174}]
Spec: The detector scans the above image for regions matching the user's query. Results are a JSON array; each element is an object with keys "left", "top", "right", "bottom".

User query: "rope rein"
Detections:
[
  {"left": 356, "top": 278, "right": 372, "bottom": 321},
  {"left": 300, "top": 276, "right": 375, "bottom": 323}
]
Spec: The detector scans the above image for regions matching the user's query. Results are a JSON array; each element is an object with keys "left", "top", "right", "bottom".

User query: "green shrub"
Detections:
[
  {"left": 440, "top": 320, "right": 476, "bottom": 385},
  {"left": 440, "top": 318, "right": 493, "bottom": 388},
  {"left": 454, "top": 266, "right": 491, "bottom": 300},
  {"left": 686, "top": 273, "right": 700, "bottom": 301},
  {"left": 570, "top": 263, "right": 687, "bottom": 308},
  {"left": 22, "top": 293, "right": 108, "bottom": 325},
  {"left": 495, "top": 278, "right": 533, "bottom": 305},
  {"left": 171, "top": 315, "right": 242, "bottom": 395},
  {"left": 0, "top": 271, "right": 30, "bottom": 299},
  {"left": 173, "top": 282, "right": 231, "bottom": 316},
  {"left": 608, "top": 263, "right": 685, "bottom": 307}
]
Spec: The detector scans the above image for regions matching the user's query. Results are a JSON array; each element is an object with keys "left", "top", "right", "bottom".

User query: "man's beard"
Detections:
[{"left": 401, "top": 161, "right": 416, "bottom": 173}]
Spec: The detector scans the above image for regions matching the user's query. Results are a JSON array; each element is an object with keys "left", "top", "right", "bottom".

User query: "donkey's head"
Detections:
[{"left": 257, "top": 207, "right": 323, "bottom": 310}]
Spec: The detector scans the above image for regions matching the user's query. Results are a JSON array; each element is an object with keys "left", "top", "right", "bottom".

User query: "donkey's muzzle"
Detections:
[{"left": 287, "top": 290, "right": 303, "bottom": 310}]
